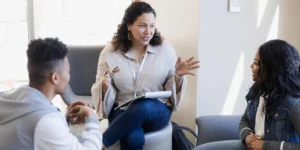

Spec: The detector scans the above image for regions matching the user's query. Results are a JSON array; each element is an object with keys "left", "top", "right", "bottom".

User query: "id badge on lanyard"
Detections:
[{"left": 128, "top": 51, "right": 148, "bottom": 98}]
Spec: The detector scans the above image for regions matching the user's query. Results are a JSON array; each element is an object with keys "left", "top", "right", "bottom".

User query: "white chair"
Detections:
[{"left": 107, "top": 122, "right": 173, "bottom": 150}]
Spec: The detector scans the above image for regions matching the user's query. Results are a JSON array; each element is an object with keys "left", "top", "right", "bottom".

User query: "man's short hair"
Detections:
[{"left": 27, "top": 38, "right": 68, "bottom": 86}]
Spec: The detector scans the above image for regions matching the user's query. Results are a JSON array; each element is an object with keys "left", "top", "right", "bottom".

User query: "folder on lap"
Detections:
[{"left": 114, "top": 91, "right": 172, "bottom": 110}]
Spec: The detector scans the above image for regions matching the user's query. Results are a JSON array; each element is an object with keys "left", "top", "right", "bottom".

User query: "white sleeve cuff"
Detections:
[
  {"left": 85, "top": 118, "right": 100, "bottom": 130},
  {"left": 280, "top": 141, "right": 285, "bottom": 150},
  {"left": 175, "top": 73, "right": 184, "bottom": 79}
]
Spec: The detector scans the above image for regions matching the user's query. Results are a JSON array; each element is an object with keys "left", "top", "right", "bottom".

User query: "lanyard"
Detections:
[{"left": 128, "top": 51, "right": 148, "bottom": 98}]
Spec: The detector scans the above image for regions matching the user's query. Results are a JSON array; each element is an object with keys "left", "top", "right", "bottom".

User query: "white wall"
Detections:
[
  {"left": 145, "top": 0, "right": 199, "bottom": 141},
  {"left": 197, "top": 0, "right": 300, "bottom": 117},
  {"left": 278, "top": 0, "right": 300, "bottom": 49}
]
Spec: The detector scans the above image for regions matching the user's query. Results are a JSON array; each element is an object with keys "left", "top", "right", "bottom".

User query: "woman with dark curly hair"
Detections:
[
  {"left": 196, "top": 40, "right": 300, "bottom": 150},
  {"left": 91, "top": 1, "right": 199, "bottom": 149},
  {"left": 240, "top": 39, "right": 300, "bottom": 150}
]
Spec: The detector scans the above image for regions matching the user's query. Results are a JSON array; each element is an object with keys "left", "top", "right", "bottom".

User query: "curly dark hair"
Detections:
[
  {"left": 27, "top": 38, "right": 68, "bottom": 86},
  {"left": 111, "top": 1, "right": 163, "bottom": 53},
  {"left": 247, "top": 39, "right": 300, "bottom": 114}
]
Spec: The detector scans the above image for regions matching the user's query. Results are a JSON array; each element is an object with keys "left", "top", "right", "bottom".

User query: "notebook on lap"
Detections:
[{"left": 114, "top": 91, "right": 172, "bottom": 110}]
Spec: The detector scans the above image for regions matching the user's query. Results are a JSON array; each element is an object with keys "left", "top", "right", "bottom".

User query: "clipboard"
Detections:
[{"left": 114, "top": 91, "right": 172, "bottom": 110}]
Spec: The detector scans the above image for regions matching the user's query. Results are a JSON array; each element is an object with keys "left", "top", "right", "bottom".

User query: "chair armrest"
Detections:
[
  {"left": 195, "top": 115, "right": 242, "bottom": 146},
  {"left": 61, "top": 84, "right": 77, "bottom": 105}
]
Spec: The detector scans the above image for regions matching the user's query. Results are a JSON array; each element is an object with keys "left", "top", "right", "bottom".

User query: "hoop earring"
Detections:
[{"left": 128, "top": 31, "right": 132, "bottom": 41}]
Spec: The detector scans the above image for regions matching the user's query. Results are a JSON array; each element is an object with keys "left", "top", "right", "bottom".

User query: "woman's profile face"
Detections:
[
  {"left": 251, "top": 50, "right": 260, "bottom": 81},
  {"left": 127, "top": 12, "right": 156, "bottom": 46}
]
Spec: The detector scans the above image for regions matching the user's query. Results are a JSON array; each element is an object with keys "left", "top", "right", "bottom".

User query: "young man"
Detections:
[{"left": 0, "top": 38, "right": 102, "bottom": 149}]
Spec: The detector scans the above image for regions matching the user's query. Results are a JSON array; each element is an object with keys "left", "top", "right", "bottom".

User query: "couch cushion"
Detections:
[
  {"left": 195, "top": 115, "right": 241, "bottom": 146},
  {"left": 194, "top": 140, "right": 245, "bottom": 150}
]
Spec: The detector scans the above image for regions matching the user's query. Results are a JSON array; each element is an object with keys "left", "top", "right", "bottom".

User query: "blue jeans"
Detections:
[{"left": 103, "top": 98, "right": 172, "bottom": 150}]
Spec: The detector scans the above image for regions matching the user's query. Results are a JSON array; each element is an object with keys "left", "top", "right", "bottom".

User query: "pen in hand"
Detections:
[{"left": 104, "top": 66, "right": 119, "bottom": 75}]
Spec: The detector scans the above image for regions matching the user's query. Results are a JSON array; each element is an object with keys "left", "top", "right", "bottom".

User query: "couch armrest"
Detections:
[
  {"left": 61, "top": 84, "right": 94, "bottom": 107},
  {"left": 195, "top": 115, "right": 241, "bottom": 146}
]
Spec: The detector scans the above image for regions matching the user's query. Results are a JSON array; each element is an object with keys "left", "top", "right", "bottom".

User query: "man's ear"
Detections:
[{"left": 50, "top": 72, "right": 59, "bottom": 85}]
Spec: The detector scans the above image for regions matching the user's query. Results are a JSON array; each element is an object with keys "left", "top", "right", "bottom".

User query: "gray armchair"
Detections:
[
  {"left": 194, "top": 115, "right": 242, "bottom": 148},
  {"left": 61, "top": 46, "right": 105, "bottom": 106},
  {"left": 61, "top": 45, "right": 173, "bottom": 150}
]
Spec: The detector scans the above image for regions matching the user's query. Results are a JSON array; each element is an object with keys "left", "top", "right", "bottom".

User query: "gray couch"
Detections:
[{"left": 194, "top": 115, "right": 242, "bottom": 149}]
